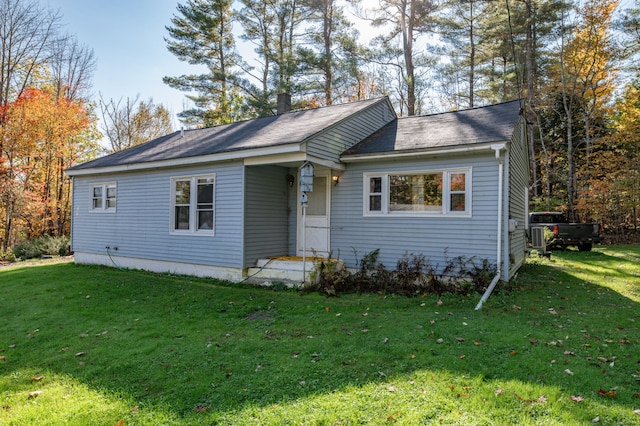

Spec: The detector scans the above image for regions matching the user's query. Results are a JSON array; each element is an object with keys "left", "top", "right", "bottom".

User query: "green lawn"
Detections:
[{"left": 1, "top": 246, "right": 638, "bottom": 425}]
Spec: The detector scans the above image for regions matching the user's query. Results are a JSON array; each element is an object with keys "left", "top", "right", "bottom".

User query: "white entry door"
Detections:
[{"left": 298, "top": 170, "right": 330, "bottom": 257}]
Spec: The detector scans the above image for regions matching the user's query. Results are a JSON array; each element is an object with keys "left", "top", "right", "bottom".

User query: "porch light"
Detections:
[{"left": 332, "top": 175, "right": 340, "bottom": 185}]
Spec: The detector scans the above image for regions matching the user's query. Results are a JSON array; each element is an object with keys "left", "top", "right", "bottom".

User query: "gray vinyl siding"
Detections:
[
  {"left": 71, "top": 162, "right": 244, "bottom": 268},
  {"left": 332, "top": 153, "right": 501, "bottom": 273},
  {"left": 507, "top": 118, "right": 529, "bottom": 278},
  {"left": 306, "top": 100, "right": 394, "bottom": 162},
  {"left": 243, "top": 165, "right": 290, "bottom": 267}
]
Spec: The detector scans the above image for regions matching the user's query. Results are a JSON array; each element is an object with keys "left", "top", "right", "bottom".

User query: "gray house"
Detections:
[{"left": 66, "top": 97, "right": 528, "bottom": 286}]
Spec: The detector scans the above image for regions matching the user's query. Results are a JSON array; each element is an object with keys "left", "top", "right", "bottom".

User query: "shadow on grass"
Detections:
[{"left": 1, "top": 256, "right": 638, "bottom": 424}]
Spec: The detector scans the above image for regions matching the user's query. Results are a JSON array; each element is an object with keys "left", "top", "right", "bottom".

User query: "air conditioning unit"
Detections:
[{"left": 531, "top": 226, "right": 546, "bottom": 250}]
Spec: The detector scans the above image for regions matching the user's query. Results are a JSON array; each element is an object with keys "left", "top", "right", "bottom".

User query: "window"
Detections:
[
  {"left": 364, "top": 168, "right": 471, "bottom": 216},
  {"left": 91, "top": 183, "right": 117, "bottom": 212},
  {"left": 171, "top": 175, "right": 215, "bottom": 234}
]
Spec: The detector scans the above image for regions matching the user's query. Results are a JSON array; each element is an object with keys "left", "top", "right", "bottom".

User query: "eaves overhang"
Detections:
[
  {"left": 340, "top": 141, "right": 508, "bottom": 163},
  {"left": 66, "top": 142, "right": 304, "bottom": 177}
]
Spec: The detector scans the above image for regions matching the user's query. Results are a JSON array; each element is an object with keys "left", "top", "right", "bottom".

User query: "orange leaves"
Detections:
[{"left": 1, "top": 86, "right": 93, "bottom": 242}]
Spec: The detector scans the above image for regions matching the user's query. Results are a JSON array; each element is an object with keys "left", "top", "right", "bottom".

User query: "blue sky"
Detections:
[{"left": 45, "top": 0, "right": 195, "bottom": 129}]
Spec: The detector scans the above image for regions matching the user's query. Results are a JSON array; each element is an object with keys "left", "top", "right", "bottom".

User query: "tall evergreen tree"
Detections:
[
  {"left": 436, "top": 0, "right": 487, "bottom": 109},
  {"left": 363, "top": 0, "right": 440, "bottom": 116},
  {"left": 297, "top": 0, "right": 361, "bottom": 105},
  {"left": 237, "top": 0, "right": 278, "bottom": 116},
  {"left": 164, "top": 0, "right": 245, "bottom": 126}
]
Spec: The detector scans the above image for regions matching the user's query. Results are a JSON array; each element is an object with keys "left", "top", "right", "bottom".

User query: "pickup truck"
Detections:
[{"left": 529, "top": 212, "right": 602, "bottom": 251}]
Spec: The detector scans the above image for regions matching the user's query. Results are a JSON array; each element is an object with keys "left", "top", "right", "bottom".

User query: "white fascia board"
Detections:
[
  {"left": 66, "top": 143, "right": 304, "bottom": 177},
  {"left": 341, "top": 141, "right": 507, "bottom": 163},
  {"left": 243, "top": 153, "right": 345, "bottom": 170}
]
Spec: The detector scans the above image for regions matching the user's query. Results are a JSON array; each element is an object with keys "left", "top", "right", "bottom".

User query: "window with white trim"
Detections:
[
  {"left": 171, "top": 175, "right": 215, "bottom": 234},
  {"left": 364, "top": 168, "right": 471, "bottom": 216},
  {"left": 91, "top": 183, "right": 117, "bottom": 212}
]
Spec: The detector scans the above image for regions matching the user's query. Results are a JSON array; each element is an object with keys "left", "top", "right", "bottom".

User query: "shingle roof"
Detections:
[
  {"left": 69, "top": 97, "right": 387, "bottom": 171},
  {"left": 342, "top": 100, "right": 522, "bottom": 157}
]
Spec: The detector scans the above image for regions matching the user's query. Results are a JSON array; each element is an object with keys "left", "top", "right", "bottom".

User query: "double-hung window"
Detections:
[
  {"left": 364, "top": 168, "right": 471, "bottom": 216},
  {"left": 91, "top": 183, "right": 117, "bottom": 212},
  {"left": 171, "top": 175, "right": 215, "bottom": 234}
]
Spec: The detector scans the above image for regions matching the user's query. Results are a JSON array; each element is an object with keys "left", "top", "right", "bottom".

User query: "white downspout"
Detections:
[{"left": 475, "top": 145, "right": 505, "bottom": 310}]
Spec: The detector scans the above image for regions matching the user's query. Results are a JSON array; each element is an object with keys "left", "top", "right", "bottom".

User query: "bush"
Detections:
[
  {"left": 305, "top": 250, "right": 500, "bottom": 297},
  {"left": 12, "top": 235, "right": 70, "bottom": 259},
  {"left": 0, "top": 248, "right": 16, "bottom": 262}
]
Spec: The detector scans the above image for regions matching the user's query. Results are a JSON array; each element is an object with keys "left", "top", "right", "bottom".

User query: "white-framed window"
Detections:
[
  {"left": 91, "top": 183, "right": 117, "bottom": 212},
  {"left": 170, "top": 174, "right": 215, "bottom": 235},
  {"left": 364, "top": 168, "right": 471, "bottom": 217}
]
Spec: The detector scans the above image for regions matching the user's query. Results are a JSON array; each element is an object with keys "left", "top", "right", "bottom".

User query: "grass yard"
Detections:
[{"left": 0, "top": 246, "right": 638, "bottom": 425}]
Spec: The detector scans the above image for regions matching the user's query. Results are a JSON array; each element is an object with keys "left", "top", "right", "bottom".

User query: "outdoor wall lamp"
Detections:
[
  {"left": 332, "top": 175, "right": 340, "bottom": 185},
  {"left": 286, "top": 174, "right": 295, "bottom": 188}
]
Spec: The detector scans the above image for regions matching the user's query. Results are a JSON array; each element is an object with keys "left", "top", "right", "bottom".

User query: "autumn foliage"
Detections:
[{"left": 0, "top": 88, "right": 92, "bottom": 251}]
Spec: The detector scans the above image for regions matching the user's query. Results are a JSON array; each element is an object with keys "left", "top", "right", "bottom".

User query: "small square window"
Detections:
[{"left": 91, "top": 183, "right": 116, "bottom": 212}]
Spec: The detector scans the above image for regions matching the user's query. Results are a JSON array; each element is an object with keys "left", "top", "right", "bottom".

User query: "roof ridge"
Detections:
[{"left": 396, "top": 99, "right": 523, "bottom": 120}]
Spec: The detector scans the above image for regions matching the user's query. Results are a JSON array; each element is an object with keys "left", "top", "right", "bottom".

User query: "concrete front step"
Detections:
[{"left": 245, "top": 257, "right": 343, "bottom": 287}]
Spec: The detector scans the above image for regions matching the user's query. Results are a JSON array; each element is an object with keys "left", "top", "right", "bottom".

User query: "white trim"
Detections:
[
  {"left": 362, "top": 167, "right": 472, "bottom": 218},
  {"left": 297, "top": 167, "right": 331, "bottom": 257},
  {"left": 343, "top": 142, "right": 507, "bottom": 163},
  {"left": 66, "top": 143, "right": 304, "bottom": 176},
  {"left": 74, "top": 252, "right": 242, "bottom": 281},
  {"left": 169, "top": 174, "right": 216, "bottom": 236}
]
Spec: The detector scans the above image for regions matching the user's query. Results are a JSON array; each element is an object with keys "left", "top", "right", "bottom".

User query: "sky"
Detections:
[{"left": 45, "top": 0, "right": 195, "bottom": 129}]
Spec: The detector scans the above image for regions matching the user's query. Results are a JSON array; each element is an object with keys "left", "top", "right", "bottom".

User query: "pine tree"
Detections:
[{"left": 164, "top": 0, "right": 245, "bottom": 126}]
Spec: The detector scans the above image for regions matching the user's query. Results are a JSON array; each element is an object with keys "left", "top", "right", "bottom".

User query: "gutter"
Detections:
[
  {"left": 475, "top": 144, "right": 506, "bottom": 310},
  {"left": 341, "top": 141, "right": 505, "bottom": 163}
]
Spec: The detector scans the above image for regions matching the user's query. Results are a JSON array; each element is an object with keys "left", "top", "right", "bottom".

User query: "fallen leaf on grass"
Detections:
[
  {"left": 437, "top": 299, "right": 443, "bottom": 306},
  {"left": 529, "top": 339, "right": 539, "bottom": 344},
  {"left": 388, "top": 386, "right": 397, "bottom": 392},
  {"left": 474, "top": 341, "right": 482, "bottom": 346},
  {"left": 27, "top": 391, "right": 43, "bottom": 399},
  {"left": 633, "top": 409, "right": 640, "bottom": 415},
  {"left": 548, "top": 308, "right": 557, "bottom": 315},
  {"left": 570, "top": 395, "right": 584, "bottom": 402},
  {"left": 31, "top": 376, "right": 45, "bottom": 382},
  {"left": 592, "top": 416, "right": 600, "bottom": 423},
  {"left": 0, "top": 356, "right": 5, "bottom": 361},
  {"left": 115, "top": 420, "right": 125, "bottom": 426},
  {"left": 456, "top": 337, "right": 465, "bottom": 342},
  {"left": 75, "top": 352, "right": 85, "bottom": 357},
  {"left": 494, "top": 388, "right": 503, "bottom": 395},
  {"left": 510, "top": 350, "right": 519, "bottom": 356},
  {"left": 459, "top": 354, "right": 466, "bottom": 359},
  {"left": 194, "top": 406, "right": 209, "bottom": 413},
  {"left": 598, "top": 388, "right": 617, "bottom": 397},
  {"left": 564, "top": 369, "right": 574, "bottom": 375},
  {"left": 564, "top": 351, "right": 575, "bottom": 356}
]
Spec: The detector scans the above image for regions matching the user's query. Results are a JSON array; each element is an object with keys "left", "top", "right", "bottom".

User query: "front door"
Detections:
[{"left": 298, "top": 169, "right": 330, "bottom": 257}]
